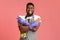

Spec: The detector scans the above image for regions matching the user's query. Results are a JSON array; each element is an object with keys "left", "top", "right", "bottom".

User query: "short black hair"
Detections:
[{"left": 26, "top": 2, "right": 34, "bottom": 7}]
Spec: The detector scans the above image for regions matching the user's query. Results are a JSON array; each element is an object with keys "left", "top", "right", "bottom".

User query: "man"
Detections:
[{"left": 17, "top": 2, "right": 42, "bottom": 40}]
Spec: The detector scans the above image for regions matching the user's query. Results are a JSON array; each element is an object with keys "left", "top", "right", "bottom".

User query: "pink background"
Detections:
[{"left": 0, "top": 0, "right": 60, "bottom": 40}]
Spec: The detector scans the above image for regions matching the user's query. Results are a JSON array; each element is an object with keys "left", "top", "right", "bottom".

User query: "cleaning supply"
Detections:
[
  {"left": 18, "top": 17, "right": 29, "bottom": 26},
  {"left": 29, "top": 21, "right": 40, "bottom": 29}
]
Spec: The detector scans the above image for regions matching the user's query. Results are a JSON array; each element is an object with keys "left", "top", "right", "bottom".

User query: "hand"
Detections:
[
  {"left": 29, "top": 21, "right": 40, "bottom": 29},
  {"left": 18, "top": 17, "right": 29, "bottom": 26}
]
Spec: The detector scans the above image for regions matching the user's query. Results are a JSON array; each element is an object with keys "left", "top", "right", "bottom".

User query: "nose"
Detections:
[{"left": 28, "top": 9, "right": 31, "bottom": 11}]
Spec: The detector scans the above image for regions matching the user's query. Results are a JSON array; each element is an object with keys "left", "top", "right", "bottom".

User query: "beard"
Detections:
[
  {"left": 25, "top": 12, "right": 33, "bottom": 18},
  {"left": 27, "top": 13, "right": 33, "bottom": 16},
  {"left": 27, "top": 11, "right": 34, "bottom": 16}
]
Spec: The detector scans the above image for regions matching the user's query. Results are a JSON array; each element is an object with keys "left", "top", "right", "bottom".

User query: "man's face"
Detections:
[{"left": 26, "top": 5, "right": 34, "bottom": 15}]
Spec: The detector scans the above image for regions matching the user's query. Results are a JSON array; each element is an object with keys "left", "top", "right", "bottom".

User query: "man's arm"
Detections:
[
  {"left": 31, "top": 17, "right": 41, "bottom": 32},
  {"left": 32, "top": 25, "right": 40, "bottom": 32},
  {"left": 18, "top": 23, "right": 29, "bottom": 33}
]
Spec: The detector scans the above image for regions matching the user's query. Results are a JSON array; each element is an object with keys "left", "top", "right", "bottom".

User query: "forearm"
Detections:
[
  {"left": 31, "top": 26, "right": 40, "bottom": 32},
  {"left": 20, "top": 26, "right": 29, "bottom": 33}
]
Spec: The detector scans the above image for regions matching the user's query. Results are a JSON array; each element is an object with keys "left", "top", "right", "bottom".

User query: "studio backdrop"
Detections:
[{"left": 0, "top": 0, "right": 60, "bottom": 40}]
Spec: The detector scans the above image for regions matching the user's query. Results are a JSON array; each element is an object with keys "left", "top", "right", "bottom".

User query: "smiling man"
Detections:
[{"left": 17, "top": 2, "right": 42, "bottom": 40}]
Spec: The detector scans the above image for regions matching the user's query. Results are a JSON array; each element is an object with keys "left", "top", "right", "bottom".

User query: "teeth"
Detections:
[{"left": 29, "top": 11, "right": 32, "bottom": 14}]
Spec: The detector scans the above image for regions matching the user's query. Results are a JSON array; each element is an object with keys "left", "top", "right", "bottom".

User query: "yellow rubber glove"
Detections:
[{"left": 20, "top": 33, "right": 26, "bottom": 38}]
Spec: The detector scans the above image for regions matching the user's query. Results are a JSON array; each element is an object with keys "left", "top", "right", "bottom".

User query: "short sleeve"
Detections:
[{"left": 34, "top": 15, "right": 42, "bottom": 23}]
